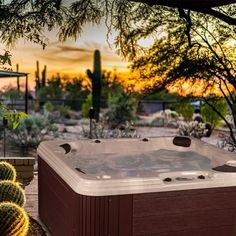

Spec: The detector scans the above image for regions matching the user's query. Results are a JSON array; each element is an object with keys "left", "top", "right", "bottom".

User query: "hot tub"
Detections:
[{"left": 37, "top": 137, "right": 236, "bottom": 236}]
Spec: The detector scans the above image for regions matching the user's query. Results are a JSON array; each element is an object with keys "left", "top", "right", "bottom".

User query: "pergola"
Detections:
[{"left": 0, "top": 70, "right": 29, "bottom": 114}]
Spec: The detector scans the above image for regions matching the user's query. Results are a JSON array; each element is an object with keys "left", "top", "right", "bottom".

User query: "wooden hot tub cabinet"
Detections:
[{"left": 38, "top": 157, "right": 236, "bottom": 236}]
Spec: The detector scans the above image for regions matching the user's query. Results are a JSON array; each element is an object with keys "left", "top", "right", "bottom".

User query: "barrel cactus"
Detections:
[
  {"left": 0, "top": 180, "right": 25, "bottom": 207},
  {"left": 0, "top": 202, "right": 29, "bottom": 236},
  {"left": 86, "top": 49, "right": 102, "bottom": 121},
  {"left": 0, "top": 161, "right": 16, "bottom": 182}
]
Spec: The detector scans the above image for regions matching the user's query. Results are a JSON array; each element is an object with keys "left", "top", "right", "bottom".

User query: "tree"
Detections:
[
  {"left": 0, "top": 0, "right": 235, "bottom": 50},
  {"left": 129, "top": 6, "right": 236, "bottom": 143}
]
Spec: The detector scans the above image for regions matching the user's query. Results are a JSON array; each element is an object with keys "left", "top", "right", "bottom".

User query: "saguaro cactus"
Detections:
[
  {"left": 42, "top": 65, "right": 47, "bottom": 87},
  {"left": 0, "top": 161, "right": 16, "bottom": 181},
  {"left": 86, "top": 49, "right": 102, "bottom": 121},
  {"left": 0, "top": 180, "right": 26, "bottom": 207},
  {"left": 0, "top": 202, "right": 29, "bottom": 236},
  {"left": 35, "top": 61, "right": 47, "bottom": 94}
]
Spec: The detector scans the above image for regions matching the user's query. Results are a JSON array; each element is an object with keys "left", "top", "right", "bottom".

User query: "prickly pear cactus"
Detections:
[
  {"left": 0, "top": 180, "right": 25, "bottom": 207},
  {"left": 0, "top": 202, "right": 29, "bottom": 236},
  {"left": 0, "top": 161, "right": 16, "bottom": 181},
  {"left": 86, "top": 49, "right": 102, "bottom": 121}
]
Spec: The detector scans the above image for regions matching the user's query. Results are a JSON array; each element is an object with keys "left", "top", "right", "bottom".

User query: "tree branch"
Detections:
[
  {"left": 130, "top": 0, "right": 236, "bottom": 25},
  {"left": 203, "top": 97, "right": 236, "bottom": 144},
  {"left": 130, "top": 0, "right": 235, "bottom": 9},
  {"left": 191, "top": 7, "right": 236, "bottom": 25}
]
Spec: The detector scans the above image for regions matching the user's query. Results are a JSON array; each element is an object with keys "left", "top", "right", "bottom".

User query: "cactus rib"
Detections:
[
  {"left": 0, "top": 161, "right": 17, "bottom": 181},
  {"left": 0, "top": 180, "right": 25, "bottom": 207}
]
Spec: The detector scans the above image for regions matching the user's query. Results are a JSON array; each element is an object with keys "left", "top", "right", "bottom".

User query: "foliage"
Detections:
[
  {"left": 36, "top": 75, "right": 63, "bottom": 100},
  {"left": 9, "top": 111, "right": 58, "bottom": 148},
  {"left": 175, "top": 102, "right": 194, "bottom": 121},
  {"left": 0, "top": 161, "right": 16, "bottom": 182},
  {"left": 0, "top": 180, "right": 25, "bottom": 207},
  {"left": 106, "top": 90, "right": 137, "bottom": 127},
  {"left": 201, "top": 98, "right": 228, "bottom": 129},
  {"left": 43, "top": 101, "right": 54, "bottom": 112},
  {"left": 64, "top": 77, "right": 89, "bottom": 110},
  {"left": 0, "top": 1, "right": 233, "bottom": 52},
  {"left": 0, "top": 88, "right": 24, "bottom": 100},
  {"left": 0, "top": 202, "right": 29, "bottom": 236},
  {"left": 58, "top": 104, "right": 71, "bottom": 119},
  {"left": 0, "top": 103, "right": 28, "bottom": 129},
  {"left": 139, "top": 90, "right": 180, "bottom": 102},
  {"left": 178, "top": 121, "right": 208, "bottom": 139},
  {"left": 82, "top": 94, "right": 93, "bottom": 118}
]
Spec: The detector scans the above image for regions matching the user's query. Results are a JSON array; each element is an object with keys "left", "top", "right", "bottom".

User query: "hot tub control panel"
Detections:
[{"left": 161, "top": 171, "right": 211, "bottom": 184}]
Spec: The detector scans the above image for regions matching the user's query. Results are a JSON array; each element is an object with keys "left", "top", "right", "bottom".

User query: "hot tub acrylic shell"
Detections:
[{"left": 37, "top": 137, "right": 236, "bottom": 236}]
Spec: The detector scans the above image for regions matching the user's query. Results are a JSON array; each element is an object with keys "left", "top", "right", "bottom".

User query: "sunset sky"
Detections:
[{"left": 0, "top": 23, "right": 130, "bottom": 90}]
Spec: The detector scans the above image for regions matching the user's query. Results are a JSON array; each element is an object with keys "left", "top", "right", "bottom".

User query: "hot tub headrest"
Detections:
[{"left": 173, "top": 136, "right": 191, "bottom": 147}]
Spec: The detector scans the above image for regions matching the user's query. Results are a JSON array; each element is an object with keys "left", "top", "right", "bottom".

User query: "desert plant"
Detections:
[
  {"left": 43, "top": 101, "right": 54, "bottom": 112},
  {"left": 9, "top": 111, "right": 58, "bottom": 148},
  {"left": 106, "top": 91, "right": 136, "bottom": 128},
  {"left": 87, "top": 49, "right": 102, "bottom": 121},
  {"left": 0, "top": 103, "right": 28, "bottom": 129},
  {"left": 64, "top": 76, "right": 89, "bottom": 110},
  {"left": 0, "top": 161, "right": 16, "bottom": 181},
  {"left": 0, "top": 180, "right": 25, "bottom": 207},
  {"left": 178, "top": 121, "right": 208, "bottom": 139},
  {"left": 201, "top": 99, "right": 228, "bottom": 129},
  {"left": 217, "top": 134, "right": 236, "bottom": 152},
  {"left": 59, "top": 104, "right": 71, "bottom": 119},
  {"left": 0, "top": 202, "right": 29, "bottom": 236},
  {"left": 82, "top": 94, "right": 92, "bottom": 118},
  {"left": 36, "top": 75, "right": 63, "bottom": 101},
  {"left": 35, "top": 61, "right": 47, "bottom": 92},
  {"left": 0, "top": 88, "right": 24, "bottom": 100},
  {"left": 175, "top": 102, "right": 194, "bottom": 121}
]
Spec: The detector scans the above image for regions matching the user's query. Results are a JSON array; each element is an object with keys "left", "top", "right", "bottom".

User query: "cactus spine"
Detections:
[
  {"left": 0, "top": 180, "right": 25, "bottom": 206},
  {"left": 0, "top": 202, "right": 29, "bottom": 236},
  {"left": 0, "top": 162, "right": 16, "bottom": 182},
  {"left": 86, "top": 49, "right": 102, "bottom": 121}
]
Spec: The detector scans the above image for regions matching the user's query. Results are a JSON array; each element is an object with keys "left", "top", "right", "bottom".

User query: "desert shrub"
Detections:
[
  {"left": 0, "top": 88, "right": 24, "bottom": 100},
  {"left": 64, "top": 77, "right": 89, "bottom": 110},
  {"left": 175, "top": 102, "right": 194, "bottom": 121},
  {"left": 59, "top": 104, "right": 71, "bottom": 119},
  {"left": 178, "top": 121, "right": 208, "bottom": 139},
  {"left": 82, "top": 94, "right": 92, "bottom": 118},
  {"left": 201, "top": 99, "right": 228, "bottom": 129},
  {"left": 43, "top": 101, "right": 54, "bottom": 112},
  {"left": 217, "top": 134, "right": 236, "bottom": 152},
  {"left": 9, "top": 111, "right": 58, "bottom": 148},
  {"left": 106, "top": 91, "right": 136, "bottom": 127}
]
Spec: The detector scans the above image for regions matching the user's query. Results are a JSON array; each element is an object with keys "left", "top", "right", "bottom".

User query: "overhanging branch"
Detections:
[
  {"left": 130, "top": 0, "right": 235, "bottom": 9},
  {"left": 130, "top": 0, "right": 236, "bottom": 25},
  {"left": 191, "top": 7, "right": 236, "bottom": 25}
]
